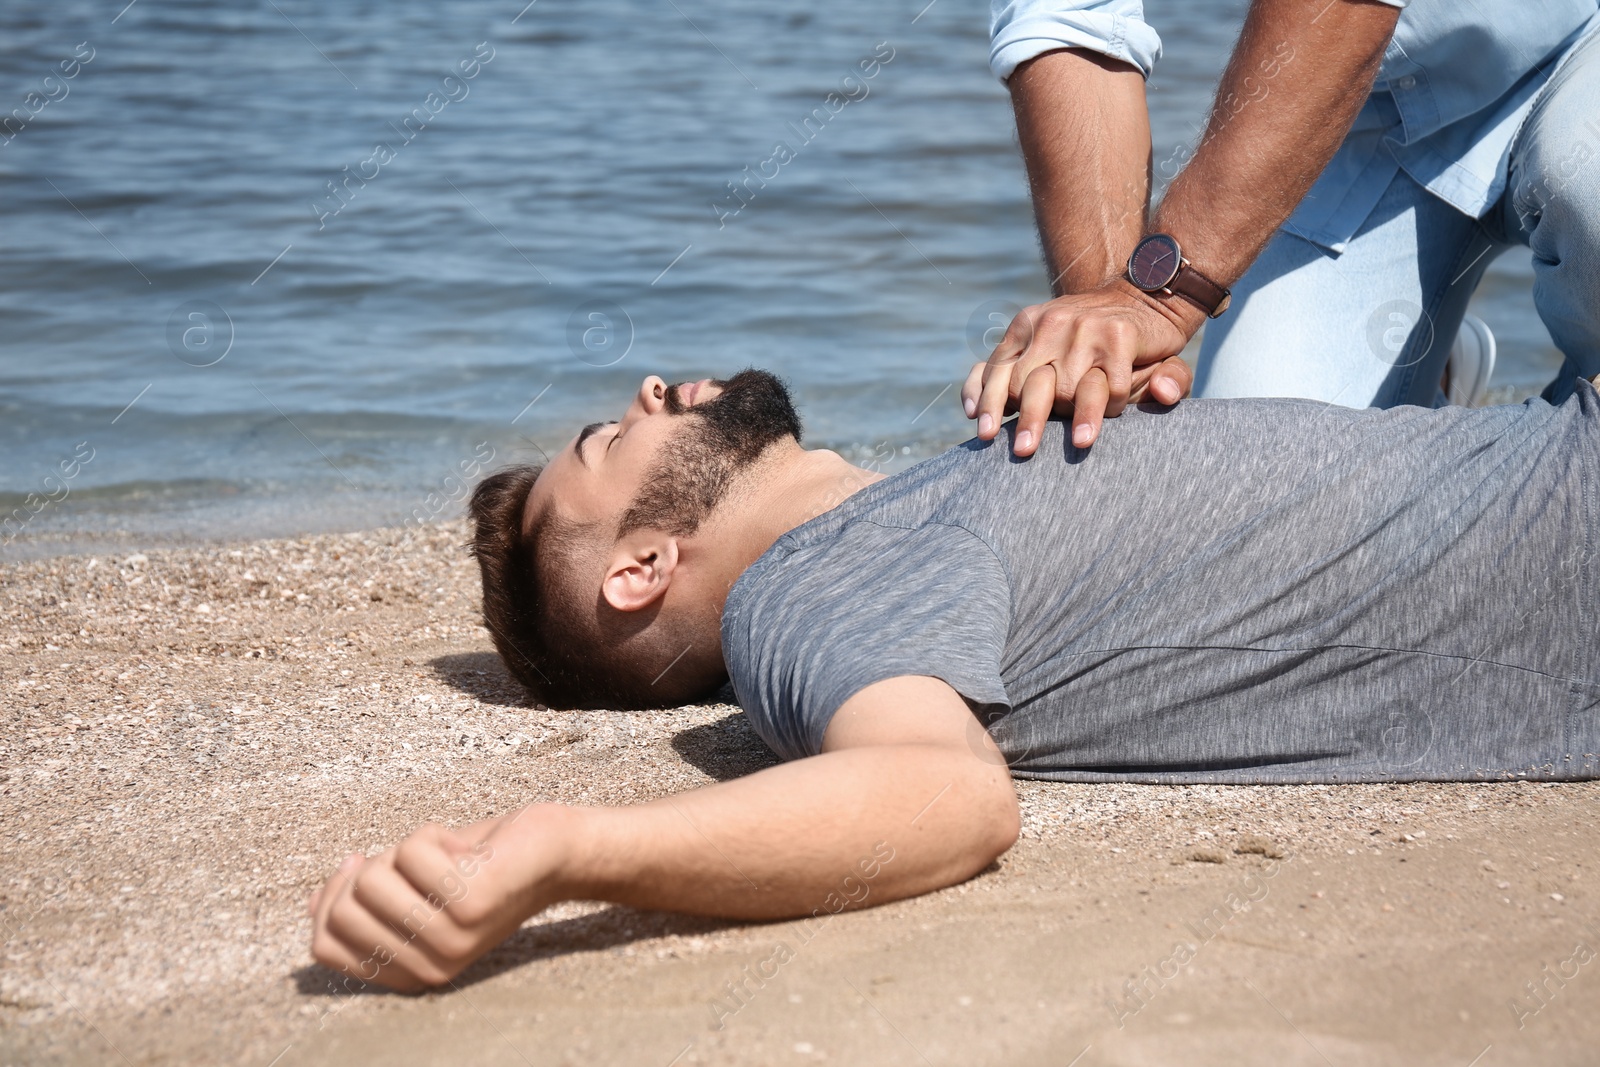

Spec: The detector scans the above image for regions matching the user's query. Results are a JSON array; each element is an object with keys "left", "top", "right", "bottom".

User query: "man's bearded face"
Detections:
[{"left": 616, "top": 368, "right": 803, "bottom": 537}]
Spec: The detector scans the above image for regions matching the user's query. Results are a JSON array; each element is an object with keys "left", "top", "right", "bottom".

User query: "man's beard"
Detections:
[{"left": 616, "top": 368, "right": 803, "bottom": 538}]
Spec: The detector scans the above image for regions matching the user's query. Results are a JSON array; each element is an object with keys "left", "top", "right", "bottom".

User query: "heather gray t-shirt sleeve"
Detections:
[{"left": 724, "top": 520, "right": 1013, "bottom": 761}]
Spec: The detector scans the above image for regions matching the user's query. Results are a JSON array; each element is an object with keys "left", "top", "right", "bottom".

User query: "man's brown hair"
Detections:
[{"left": 467, "top": 465, "right": 722, "bottom": 709}]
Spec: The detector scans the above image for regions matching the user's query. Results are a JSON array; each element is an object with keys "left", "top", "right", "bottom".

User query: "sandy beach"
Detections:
[{"left": 3, "top": 522, "right": 1597, "bottom": 1066}]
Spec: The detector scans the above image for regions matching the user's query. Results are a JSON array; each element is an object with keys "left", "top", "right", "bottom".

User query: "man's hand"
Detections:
[
  {"left": 307, "top": 814, "right": 560, "bottom": 993},
  {"left": 303, "top": 677, "right": 1017, "bottom": 993},
  {"left": 961, "top": 279, "right": 1199, "bottom": 456}
]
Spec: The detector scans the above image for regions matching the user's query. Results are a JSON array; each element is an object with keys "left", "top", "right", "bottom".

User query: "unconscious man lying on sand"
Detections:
[{"left": 306, "top": 367, "right": 1600, "bottom": 992}]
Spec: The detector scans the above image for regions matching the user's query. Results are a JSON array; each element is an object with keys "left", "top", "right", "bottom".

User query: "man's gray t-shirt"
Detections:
[{"left": 721, "top": 386, "right": 1600, "bottom": 783}]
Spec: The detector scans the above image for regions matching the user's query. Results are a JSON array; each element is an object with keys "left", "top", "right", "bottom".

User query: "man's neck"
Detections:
[{"left": 698, "top": 442, "right": 886, "bottom": 610}]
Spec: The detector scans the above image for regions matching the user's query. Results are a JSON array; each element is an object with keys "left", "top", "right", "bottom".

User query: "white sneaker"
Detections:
[{"left": 1446, "top": 314, "right": 1496, "bottom": 407}]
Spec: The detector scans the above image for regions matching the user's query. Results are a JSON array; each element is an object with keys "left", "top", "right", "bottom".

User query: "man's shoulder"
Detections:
[
  {"left": 727, "top": 514, "right": 1002, "bottom": 616},
  {"left": 720, "top": 513, "right": 1013, "bottom": 688},
  {"left": 720, "top": 512, "right": 1015, "bottom": 763}
]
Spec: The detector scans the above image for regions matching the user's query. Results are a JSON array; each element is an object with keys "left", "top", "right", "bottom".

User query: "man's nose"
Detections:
[{"left": 624, "top": 375, "right": 669, "bottom": 424}]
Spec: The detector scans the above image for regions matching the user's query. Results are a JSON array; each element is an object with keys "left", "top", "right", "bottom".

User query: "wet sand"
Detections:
[{"left": 2, "top": 523, "right": 1597, "bottom": 1066}]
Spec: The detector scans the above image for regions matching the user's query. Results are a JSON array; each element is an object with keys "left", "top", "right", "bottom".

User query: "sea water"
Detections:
[{"left": 0, "top": 0, "right": 1560, "bottom": 556}]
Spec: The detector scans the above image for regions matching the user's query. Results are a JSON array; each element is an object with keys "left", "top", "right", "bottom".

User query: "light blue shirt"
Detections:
[{"left": 990, "top": 0, "right": 1600, "bottom": 252}]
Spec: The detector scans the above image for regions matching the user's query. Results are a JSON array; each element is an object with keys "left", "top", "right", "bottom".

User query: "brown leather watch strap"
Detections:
[
  {"left": 1167, "top": 261, "right": 1232, "bottom": 318},
  {"left": 1125, "top": 234, "right": 1232, "bottom": 318}
]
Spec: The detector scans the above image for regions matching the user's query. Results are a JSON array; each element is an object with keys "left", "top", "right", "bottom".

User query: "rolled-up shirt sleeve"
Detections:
[{"left": 989, "top": 0, "right": 1163, "bottom": 82}]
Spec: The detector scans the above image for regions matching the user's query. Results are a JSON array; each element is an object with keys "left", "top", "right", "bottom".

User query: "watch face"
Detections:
[{"left": 1128, "top": 234, "right": 1182, "bottom": 291}]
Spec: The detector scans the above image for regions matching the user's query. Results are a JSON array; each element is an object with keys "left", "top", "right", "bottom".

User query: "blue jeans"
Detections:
[{"left": 1195, "top": 25, "right": 1600, "bottom": 408}]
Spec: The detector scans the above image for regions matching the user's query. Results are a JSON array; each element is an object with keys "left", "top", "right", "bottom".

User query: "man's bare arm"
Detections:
[
  {"left": 1010, "top": 48, "right": 1151, "bottom": 295},
  {"left": 1153, "top": 0, "right": 1397, "bottom": 287},
  {"left": 307, "top": 676, "right": 1018, "bottom": 991},
  {"left": 965, "top": 0, "right": 1400, "bottom": 454},
  {"left": 997, "top": 49, "right": 1196, "bottom": 417}
]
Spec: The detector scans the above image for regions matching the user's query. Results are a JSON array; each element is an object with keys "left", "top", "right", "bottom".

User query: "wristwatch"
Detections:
[{"left": 1125, "top": 233, "right": 1232, "bottom": 318}]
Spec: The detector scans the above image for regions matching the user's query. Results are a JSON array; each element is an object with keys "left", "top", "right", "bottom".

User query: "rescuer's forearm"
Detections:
[
  {"left": 1152, "top": 0, "right": 1399, "bottom": 285},
  {"left": 1009, "top": 48, "right": 1153, "bottom": 295}
]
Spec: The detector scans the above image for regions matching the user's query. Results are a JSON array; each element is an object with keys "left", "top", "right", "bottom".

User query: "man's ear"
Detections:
[{"left": 600, "top": 533, "right": 680, "bottom": 612}]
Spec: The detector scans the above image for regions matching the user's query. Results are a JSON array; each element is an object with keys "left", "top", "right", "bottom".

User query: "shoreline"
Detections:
[
  {"left": 3, "top": 522, "right": 1597, "bottom": 1064},
  {"left": 0, "top": 381, "right": 1553, "bottom": 569}
]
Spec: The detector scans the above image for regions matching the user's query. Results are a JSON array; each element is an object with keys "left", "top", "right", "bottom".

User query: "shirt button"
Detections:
[{"left": 1396, "top": 75, "right": 1416, "bottom": 90}]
